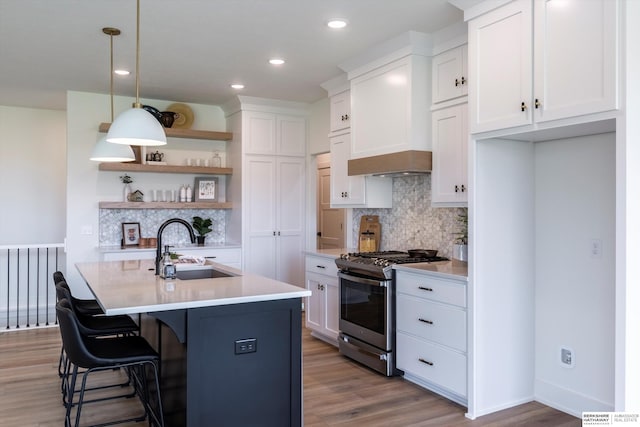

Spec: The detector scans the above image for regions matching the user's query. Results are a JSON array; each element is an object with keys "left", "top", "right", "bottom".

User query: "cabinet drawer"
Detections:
[
  {"left": 396, "top": 294, "right": 466, "bottom": 352},
  {"left": 396, "top": 271, "right": 466, "bottom": 307},
  {"left": 305, "top": 256, "right": 338, "bottom": 277},
  {"left": 396, "top": 332, "right": 467, "bottom": 397}
]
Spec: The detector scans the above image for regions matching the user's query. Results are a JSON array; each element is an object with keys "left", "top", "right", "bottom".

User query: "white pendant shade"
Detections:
[
  {"left": 106, "top": 107, "right": 167, "bottom": 146},
  {"left": 90, "top": 136, "right": 136, "bottom": 162}
]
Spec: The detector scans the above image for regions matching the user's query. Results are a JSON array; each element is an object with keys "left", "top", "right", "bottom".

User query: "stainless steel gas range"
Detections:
[{"left": 335, "top": 250, "right": 448, "bottom": 376}]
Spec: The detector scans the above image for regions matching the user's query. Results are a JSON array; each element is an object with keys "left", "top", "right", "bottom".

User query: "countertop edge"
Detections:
[{"left": 393, "top": 261, "right": 468, "bottom": 281}]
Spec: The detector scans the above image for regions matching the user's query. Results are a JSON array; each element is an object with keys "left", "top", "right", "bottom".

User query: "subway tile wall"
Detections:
[
  {"left": 353, "top": 175, "right": 465, "bottom": 258},
  {"left": 99, "top": 209, "right": 227, "bottom": 246}
]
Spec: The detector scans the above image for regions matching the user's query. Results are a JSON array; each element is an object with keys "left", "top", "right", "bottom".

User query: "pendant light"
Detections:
[
  {"left": 106, "top": 0, "right": 166, "bottom": 146},
  {"left": 90, "top": 27, "right": 136, "bottom": 162}
]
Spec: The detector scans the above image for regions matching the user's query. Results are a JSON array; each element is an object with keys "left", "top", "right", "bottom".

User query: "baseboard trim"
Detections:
[{"left": 535, "top": 378, "right": 614, "bottom": 418}]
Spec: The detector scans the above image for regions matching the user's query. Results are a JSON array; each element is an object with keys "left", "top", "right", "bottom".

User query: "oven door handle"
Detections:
[{"left": 338, "top": 272, "right": 388, "bottom": 287}]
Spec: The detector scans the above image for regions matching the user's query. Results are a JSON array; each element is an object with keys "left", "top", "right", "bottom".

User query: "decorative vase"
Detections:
[
  {"left": 453, "top": 244, "right": 468, "bottom": 262},
  {"left": 196, "top": 236, "right": 206, "bottom": 246},
  {"left": 123, "top": 183, "right": 132, "bottom": 202}
]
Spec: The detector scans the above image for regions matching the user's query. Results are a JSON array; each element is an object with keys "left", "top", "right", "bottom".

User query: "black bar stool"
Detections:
[
  {"left": 55, "top": 283, "right": 140, "bottom": 405},
  {"left": 53, "top": 271, "right": 103, "bottom": 316},
  {"left": 56, "top": 299, "right": 164, "bottom": 427}
]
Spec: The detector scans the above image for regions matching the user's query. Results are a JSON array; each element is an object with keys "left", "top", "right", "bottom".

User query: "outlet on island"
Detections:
[{"left": 235, "top": 338, "right": 257, "bottom": 355}]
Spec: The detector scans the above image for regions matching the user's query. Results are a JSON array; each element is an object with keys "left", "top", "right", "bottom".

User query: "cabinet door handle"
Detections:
[
  {"left": 418, "top": 358, "right": 434, "bottom": 366},
  {"left": 320, "top": 284, "right": 325, "bottom": 291},
  {"left": 344, "top": 114, "right": 349, "bottom": 121},
  {"left": 461, "top": 184, "right": 465, "bottom": 193},
  {"left": 535, "top": 98, "right": 541, "bottom": 109},
  {"left": 418, "top": 286, "right": 433, "bottom": 292},
  {"left": 455, "top": 78, "right": 460, "bottom": 87},
  {"left": 277, "top": 231, "right": 281, "bottom": 236},
  {"left": 316, "top": 265, "right": 326, "bottom": 269},
  {"left": 455, "top": 185, "right": 459, "bottom": 193},
  {"left": 418, "top": 318, "right": 434, "bottom": 325},
  {"left": 273, "top": 231, "right": 276, "bottom": 236},
  {"left": 461, "top": 76, "right": 466, "bottom": 85},
  {"left": 521, "top": 102, "right": 527, "bottom": 111}
]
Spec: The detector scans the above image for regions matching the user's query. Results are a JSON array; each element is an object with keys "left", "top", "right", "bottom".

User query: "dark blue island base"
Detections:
[{"left": 141, "top": 298, "right": 303, "bottom": 427}]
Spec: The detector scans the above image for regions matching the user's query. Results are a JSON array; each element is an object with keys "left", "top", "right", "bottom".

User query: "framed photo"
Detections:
[
  {"left": 122, "top": 222, "right": 141, "bottom": 246},
  {"left": 194, "top": 177, "right": 219, "bottom": 202}
]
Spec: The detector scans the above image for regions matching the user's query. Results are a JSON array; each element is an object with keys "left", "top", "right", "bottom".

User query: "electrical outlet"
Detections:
[
  {"left": 235, "top": 338, "right": 257, "bottom": 355},
  {"left": 561, "top": 347, "right": 575, "bottom": 368}
]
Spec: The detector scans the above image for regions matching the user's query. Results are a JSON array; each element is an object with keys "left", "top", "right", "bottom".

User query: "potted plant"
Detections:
[
  {"left": 192, "top": 216, "right": 212, "bottom": 245},
  {"left": 120, "top": 174, "right": 133, "bottom": 202},
  {"left": 453, "top": 209, "right": 468, "bottom": 262}
]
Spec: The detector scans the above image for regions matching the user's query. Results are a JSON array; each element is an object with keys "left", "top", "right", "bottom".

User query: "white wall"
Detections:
[
  {"left": 534, "top": 133, "right": 615, "bottom": 414},
  {"left": 65, "top": 91, "right": 227, "bottom": 297},
  {"left": 0, "top": 106, "right": 66, "bottom": 244}
]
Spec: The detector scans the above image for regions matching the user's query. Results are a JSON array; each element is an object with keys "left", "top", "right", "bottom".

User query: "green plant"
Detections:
[
  {"left": 120, "top": 174, "right": 133, "bottom": 184},
  {"left": 453, "top": 209, "right": 468, "bottom": 245},
  {"left": 192, "top": 216, "right": 213, "bottom": 236}
]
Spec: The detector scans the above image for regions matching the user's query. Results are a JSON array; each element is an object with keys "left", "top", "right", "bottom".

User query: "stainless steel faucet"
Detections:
[{"left": 156, "top": 218, "right": 196, "bottom": 275}]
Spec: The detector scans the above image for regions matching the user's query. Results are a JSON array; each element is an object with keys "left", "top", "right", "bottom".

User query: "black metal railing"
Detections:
[{"left": 0, "top": 243, "right": 65, "bottom": 330}]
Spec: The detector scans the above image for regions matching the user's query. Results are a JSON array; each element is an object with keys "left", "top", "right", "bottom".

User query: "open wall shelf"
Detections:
[
  {"left": 98, "top": 162, "right": 232, "bottom": 175},
  {"left": 99, "top": 201, "right": 233, "bottom": 210},
  {"left": 98, "top": 123, "right": 233, "bottom": 141}
]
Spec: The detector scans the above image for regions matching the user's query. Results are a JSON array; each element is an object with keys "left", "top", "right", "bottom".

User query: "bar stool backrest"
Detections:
[{"left": 56, "top": 299, "right": 101, "bottom": 369}]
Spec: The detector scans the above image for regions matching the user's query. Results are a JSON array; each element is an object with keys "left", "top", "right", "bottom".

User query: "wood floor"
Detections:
[{"left": 0, "top": 323, "right": 580, "bottom": 427}]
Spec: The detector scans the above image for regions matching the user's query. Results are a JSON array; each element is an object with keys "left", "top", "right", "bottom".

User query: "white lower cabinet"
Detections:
[
  {"left": 305, "top": 255, "right": 339, "bottom": 345},
  {"left": 395, "top": 269, "right": 467, "bottom": 405}
]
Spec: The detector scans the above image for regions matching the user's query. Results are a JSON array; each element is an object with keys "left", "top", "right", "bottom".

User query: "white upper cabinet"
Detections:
[
  {"left": 329, "top": 90, "right": 351, "bottom": 133},
  {"left": 329, "top": 132, "right": 392, "bottom": 208},
  {"left": 532, "top": 0, "right": 618, "bottom": 123},
  {"left": 432, "top": 45, "right": 468, "bottom": 104},
  {"left": 431, "top": 104, "right": 468, "bottom": 206},
  {"left": 468, "top": 0, "right": 532, "bottom": 133},
  {"left": 468, "top": 0, "right": 618, "bottom": 134},
  {"left": 244, "top": 111, "right": 306, "bottom": 156},
  {"left": 350, "top": 54, "right": 430, "bottom": 159}
]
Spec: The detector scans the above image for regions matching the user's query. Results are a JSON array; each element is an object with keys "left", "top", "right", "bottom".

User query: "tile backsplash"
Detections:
[
  {"left": 353, "top": 175, "right": 465, "bottom": 258},
  {"left": 99, "top": 209, "right": 227, "bottom": 246}
]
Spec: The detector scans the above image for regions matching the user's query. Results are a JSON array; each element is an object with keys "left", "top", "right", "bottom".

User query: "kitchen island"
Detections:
[{"left": 76, "top": 259, "right": 311, "bottom": 427}]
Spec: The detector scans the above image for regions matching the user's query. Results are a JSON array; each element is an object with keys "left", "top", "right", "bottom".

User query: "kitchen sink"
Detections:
[{"left": 175, "top": 267, "right": 233, "bottom": 280}]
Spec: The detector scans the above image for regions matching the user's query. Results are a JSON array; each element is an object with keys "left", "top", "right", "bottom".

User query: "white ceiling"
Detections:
[{"left": 0, "top": 0, "right": 464, "bottom": 111}]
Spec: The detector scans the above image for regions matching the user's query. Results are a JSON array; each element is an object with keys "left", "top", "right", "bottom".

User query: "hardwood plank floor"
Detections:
[{"left": 0, "top": 323, "right": 580, "bottom": 426}]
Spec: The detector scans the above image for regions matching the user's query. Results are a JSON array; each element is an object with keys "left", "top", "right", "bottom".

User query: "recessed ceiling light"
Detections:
[
  {"left": 230, "top": 84, "right": 245, "bottom": 90},
  {"left": 327, "top": 19, "right": 348, "bottom": 29},
  {"left": 114, "top": 69, "right": 130, "bottom": 76},
  {"left": 269, "top": 58, "right": 285, "bottom": 65}
]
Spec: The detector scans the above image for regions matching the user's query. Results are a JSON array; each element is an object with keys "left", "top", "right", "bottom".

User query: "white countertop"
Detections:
[
  {"left": 393, "top": 260, "right": 468, "bottom": 281},
  {"left": 76, "top": 259, "right": 311, "bottom": 316},
  {"left": 303, "top": 248, "right": 353, "bottom": 259}
]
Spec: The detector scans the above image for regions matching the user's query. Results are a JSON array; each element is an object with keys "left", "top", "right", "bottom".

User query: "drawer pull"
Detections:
[
  {"left": 418, "top": 318, "right": 434, "bottom": 325},
  {"left": 316, "top": 265, "right": 326, "bottom": 269},
  {"left": 418, "top": 358, "right": 434, "bottom": 366},
  {"left": 418, "top": 286, "right": 433, "bottom": 292}
]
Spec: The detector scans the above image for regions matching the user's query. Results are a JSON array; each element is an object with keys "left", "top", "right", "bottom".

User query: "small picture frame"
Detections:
[
  {"left": 122, "top": 222, "right": 141, "bottom": 246},
  {"left": 194, "top": 177, "right": 218, "bottom": 202}
]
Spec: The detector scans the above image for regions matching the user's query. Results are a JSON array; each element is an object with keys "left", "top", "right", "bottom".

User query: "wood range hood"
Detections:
[{"left": 347, "top": 150, "right": 432, "bottom": 177}]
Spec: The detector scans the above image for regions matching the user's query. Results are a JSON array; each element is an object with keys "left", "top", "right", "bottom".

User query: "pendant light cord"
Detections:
[
  {"left": 133, "top": 0, "right": 141, "bottom": 108},
  {"left": 109, "top": 32, "right": 114, "bottom": 121}
]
